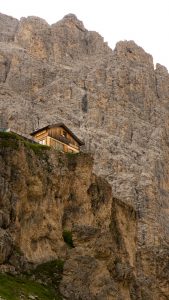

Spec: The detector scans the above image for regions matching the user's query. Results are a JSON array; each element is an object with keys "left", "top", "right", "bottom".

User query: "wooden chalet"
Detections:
[{"left": 30, "top": 123, "right": 84, "bottom": 153}]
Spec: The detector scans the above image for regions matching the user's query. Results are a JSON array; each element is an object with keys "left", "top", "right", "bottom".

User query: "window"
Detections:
[
  {"left": 39, "top": 139, "right": 46, "bottom": 145},
  {"left": 63, "top": 131, "right": 67, "bottom": 138}
]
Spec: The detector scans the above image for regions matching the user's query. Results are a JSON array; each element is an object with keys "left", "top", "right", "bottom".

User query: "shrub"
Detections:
[
  {"left": 0, "top": 132, "right": 20, "bottom": 149},
  {"left": 62, "top": 229, "right": 74, "bottom": 248},
  {"left": 24, "top": 141, "right": 50, "bottom": 154}
]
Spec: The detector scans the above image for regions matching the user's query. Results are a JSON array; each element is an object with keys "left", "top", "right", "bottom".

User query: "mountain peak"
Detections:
[
  {"left": 63, "top": 13, "right": 78, "bottom": 20},
  {"left": 53, "top": 13, "right": 86, "bottom": 32}
]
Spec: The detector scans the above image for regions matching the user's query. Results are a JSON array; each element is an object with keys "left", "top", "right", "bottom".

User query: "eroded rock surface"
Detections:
[
  {"left": 0, "top": 12, "right": 169, "bottom": 299},
  {"left": 0, "top": 136, "right": 137, "bottom": 299}
]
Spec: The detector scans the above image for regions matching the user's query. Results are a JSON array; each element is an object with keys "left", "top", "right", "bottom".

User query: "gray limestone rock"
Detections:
[
  {"left": 0, "top": 11, "right": 169, "bottom": 299},
  {"left": 0, "top": 13, "right": 18, "bottom": 42}
]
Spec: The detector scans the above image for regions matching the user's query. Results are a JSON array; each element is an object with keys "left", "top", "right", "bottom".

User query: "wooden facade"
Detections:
[{"left": 30, "top": 124, "right": 84, "bottom": 153}]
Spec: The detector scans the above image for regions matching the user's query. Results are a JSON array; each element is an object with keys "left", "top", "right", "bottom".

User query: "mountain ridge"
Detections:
[{"left": 0, "top": 12, "right": 169, "bottom": 299}]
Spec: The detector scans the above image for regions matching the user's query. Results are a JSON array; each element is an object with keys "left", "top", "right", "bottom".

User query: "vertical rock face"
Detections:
[
  {"left": 0, "top": 12, "right": 169, "bottom": 299},
  {"left": 0, "top": 13, "right": 18, "bottom": 42},
  {"left": 0, "top": 137, "right": 139, "bottom": 299}
]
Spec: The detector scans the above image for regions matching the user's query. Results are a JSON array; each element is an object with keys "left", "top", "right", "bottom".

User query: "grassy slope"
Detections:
[
  {"left": 0, "top": 260, "right": 64, "bottom": 300},
  {"left": 0, "top": 274, "right": 56, "bottom": 300}
]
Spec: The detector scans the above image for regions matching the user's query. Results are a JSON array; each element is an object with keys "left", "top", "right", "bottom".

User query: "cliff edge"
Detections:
[{"left": 0, "top": 133, "right": 136, "bottom": 299}]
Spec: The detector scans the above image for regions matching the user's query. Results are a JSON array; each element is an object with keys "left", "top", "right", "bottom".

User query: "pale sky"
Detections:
[{"left": 1, "top": 0, "right": 169, "bottom": 70}]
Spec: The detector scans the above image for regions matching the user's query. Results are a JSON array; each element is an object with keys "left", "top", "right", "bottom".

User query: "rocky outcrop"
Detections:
[
  {"left": 0, "top": 134, "right": 138, "bottom": 299},
  {"left": 0, "top": 13, "right": 18, "bottom": 42},
  {"left": 0, "top": 12, "right": 169, "bottom": 299},
  {"left": 0, "top": 135, "right": 109, "bottom": 264}
]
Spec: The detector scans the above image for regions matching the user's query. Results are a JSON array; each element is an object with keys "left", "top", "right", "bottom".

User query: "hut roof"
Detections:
[{"left": 30, "top": 123, "right": 84, "bottom": 146}]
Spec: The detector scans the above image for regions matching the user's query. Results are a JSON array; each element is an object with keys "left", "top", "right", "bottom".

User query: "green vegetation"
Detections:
[
  {"left": 62, "top": 229, "right": 74, "bottom": 248},
  {"left": 28, "top": 259, "right": 64, "bottom": 287},
  {"left": 0, "top": 273, "right": 56, "bottom": 300},
  {"left": 65, "top": 152, "right": 79, "bottom": 158},
  {"left": 24, "top": 141, "right": 50, "bottom": 155},
  {"left": 0, "top": 131, "right": 20, "bottom": 140},
  {"left": 0, "top": 131, "right": 50, "bottom": 154},
  {"left": 0, "top": 259, "right": 64, "bottom": 300},
  {"left": 34, "top": 259, "right": 64, "bottom": 274},
  {"left": 0, "top": 132, "right": 20, "bottom": 149}
]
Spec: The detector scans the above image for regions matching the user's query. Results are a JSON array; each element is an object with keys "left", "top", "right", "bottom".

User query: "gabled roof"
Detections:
[{"left": 30, "top": 123, "right": 84, "bottom": 146}]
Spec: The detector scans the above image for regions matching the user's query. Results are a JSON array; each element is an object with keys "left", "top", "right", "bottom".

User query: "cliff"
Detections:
[
  {"left": 0, "top": 132, "right": 136, "bottom": 299},
  {"left": 0, "top": 12, "right": 169, "bottom": 299}
]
